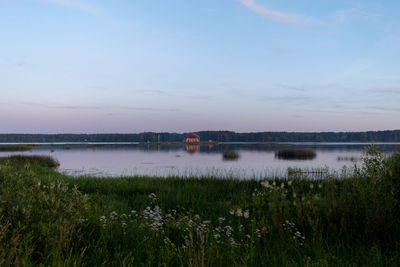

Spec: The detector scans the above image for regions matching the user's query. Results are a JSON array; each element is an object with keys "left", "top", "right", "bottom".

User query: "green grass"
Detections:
[
  {"left": 0, "top": 155, "right": 60, "bottom": 168},
  {"left": 0, "top": 148, "right": 400, "bottom": 266}
]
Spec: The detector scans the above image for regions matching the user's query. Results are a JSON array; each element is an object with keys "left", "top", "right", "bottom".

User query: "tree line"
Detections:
[{"left": 0, "top": 130, "right": 400, "bottom": 143}]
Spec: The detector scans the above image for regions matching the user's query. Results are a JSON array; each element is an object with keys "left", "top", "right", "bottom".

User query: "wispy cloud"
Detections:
[
  {"left": 368, "top": 106, "right": 400, "bottom": 113},
  {"left": 367, "top": 86, "right": 400, "bottom": 96},
  {"left": 239, "top": 1, "right": 381, "bottom": 28},
  {"left": 20, "top": 102, "right": 180, "bottom": 112},
  {"left": 45, "top": 0, "right": 100, "bottom": 17},
  {"left": 333, "top": 5, "right": 381, "bottom": 24},
  {"left": 238, "top": 0, "right": 321, "bottom": 26}
]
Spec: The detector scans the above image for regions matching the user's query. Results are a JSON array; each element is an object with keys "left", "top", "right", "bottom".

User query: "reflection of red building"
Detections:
[
  {"left": 185, "top": 144, "right": 200, "bottom": 154},
  {"left": 184, "top": 133, "right": 200, "bottom": 143}
]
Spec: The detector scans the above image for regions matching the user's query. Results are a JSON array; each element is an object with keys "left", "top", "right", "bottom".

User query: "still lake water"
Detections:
[{"left": 2, "top": 142, "right": 400, "bottom": 179}]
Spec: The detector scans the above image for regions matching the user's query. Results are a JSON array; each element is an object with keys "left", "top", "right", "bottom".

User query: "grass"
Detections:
[
  {"left": 0, "top": 148, "right": 400, "bottom": 265},
  {"left": 276, "top": 148, "right": 317, "bottom": 160},
  {"left": 0, "top": 155, "right": 60, "bottom": 168},
  {"left": 0, "top": 144, "right": 35, "bottom": 151}
]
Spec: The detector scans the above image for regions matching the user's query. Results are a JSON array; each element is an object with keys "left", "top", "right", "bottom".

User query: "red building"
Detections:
[{"left": 184, "top": 133, "right": 200, "bottom": 143}]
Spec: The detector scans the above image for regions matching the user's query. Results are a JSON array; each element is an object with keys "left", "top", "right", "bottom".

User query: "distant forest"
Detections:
[{"left": 1, "top": 130, "right": 400, "bottom": 143}]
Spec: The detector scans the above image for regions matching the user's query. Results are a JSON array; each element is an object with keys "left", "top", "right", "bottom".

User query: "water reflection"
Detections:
[
  {"left": 0, "top": 142, "right": 399, "bottom": 179},
  {"left": 185, "top": 145, "right": 200, "bottom": 154}
]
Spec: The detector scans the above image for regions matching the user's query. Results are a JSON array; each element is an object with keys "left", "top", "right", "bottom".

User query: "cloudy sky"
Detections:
[{"left": 1, "top": 0, "right": 399, "bottom": 133}]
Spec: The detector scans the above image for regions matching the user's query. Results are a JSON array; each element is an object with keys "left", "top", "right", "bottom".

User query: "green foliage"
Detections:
[
  {"left": 0, "top": 164, "right": 89, "bottom": 265},
  {"left": 0, "top": 155, "right": 60, "bottom": 169},
  {"left": 0, "top": 148, "right": 400, "bottom": 265},
  {"left": 1, "top": 129, "right": 400, "bottom": 142}
]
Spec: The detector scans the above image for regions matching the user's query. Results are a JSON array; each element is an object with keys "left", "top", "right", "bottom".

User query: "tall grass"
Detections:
[
  {"left": 0, "top": 155, "right": 60, "bottom": 168},
  {"left": 0, "top": 148, "right": 399, "bottom": 265}
]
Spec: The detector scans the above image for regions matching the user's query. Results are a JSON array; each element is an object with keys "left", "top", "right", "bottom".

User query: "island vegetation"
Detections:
[
  {"left": 0, "top": 148, "right": 399, "bottom": 266},
  {"left": 222, "top": 150, "right": 240, "bottom": 160},
  {"left": 0, "top": 144, "right": 35, "bottom": 152},
  {"left": 275, "top": 148, "right": 317, "bottom": 160}
]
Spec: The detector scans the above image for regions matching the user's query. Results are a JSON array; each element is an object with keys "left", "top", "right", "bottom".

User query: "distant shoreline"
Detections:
[
  {"left": 1, "top": 141, "right": 400, "bottom": 145},
  {"left": 0, "top": 130, "right": 399, "bottom": 143}
]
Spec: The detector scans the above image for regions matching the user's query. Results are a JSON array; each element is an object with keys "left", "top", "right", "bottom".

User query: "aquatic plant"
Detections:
[
  {"left": 222, "top": 150, "right": 239, "bottom": 160},
  {"left": 275, "top": 148, "right": 316, "bottom": 160}
]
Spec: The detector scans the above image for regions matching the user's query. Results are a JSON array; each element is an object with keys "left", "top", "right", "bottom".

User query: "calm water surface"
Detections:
[{"left": 1, "top": 143, "right": 399, "bottom": 179}]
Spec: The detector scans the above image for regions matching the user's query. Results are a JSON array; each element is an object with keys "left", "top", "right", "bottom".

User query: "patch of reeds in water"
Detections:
[
  {"left": 85, "top": 144, "right": 105, "bottom": 148},
  {"left": 275, "top": 148, "right": 316, "bottom": 160},
  {"left": 0, "top": 145, "right": 35, "bottom": 152},
  {"left": 223, "top": 150, "right": 239, "bottom": 160},
  {"left": 337, "top": 156, "right": 359, "bottom": 162},
  {"left": 0, "top": 155, "right": 60, "bottom": 168},
  {"left": 287, "top": 167, "right": 329, "bottom": 179}
]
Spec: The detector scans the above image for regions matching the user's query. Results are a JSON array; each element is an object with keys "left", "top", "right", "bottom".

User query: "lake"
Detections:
[{"left": 1, "top": 142, "right": 399, "bottom": 179}]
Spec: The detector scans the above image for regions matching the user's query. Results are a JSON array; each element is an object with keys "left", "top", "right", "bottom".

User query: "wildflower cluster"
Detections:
[
  {"left": 229, "top": 208, "right": 250, "bottom": 219},
  {"left": 96, "top": 193, "right": 271, "bottom": 250},
  {"left": 282, "top": 220, "right": 305, "bottom": 246}
]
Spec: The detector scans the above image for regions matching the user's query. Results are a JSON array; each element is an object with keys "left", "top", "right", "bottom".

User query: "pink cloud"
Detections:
[{"left": 239, "top": 0, "right": 320, "bottom": 26}]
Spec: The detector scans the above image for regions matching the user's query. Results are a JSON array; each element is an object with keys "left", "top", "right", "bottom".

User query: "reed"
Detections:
[{"left": 0, "top": 155, "right": 60, "bottom": 168}]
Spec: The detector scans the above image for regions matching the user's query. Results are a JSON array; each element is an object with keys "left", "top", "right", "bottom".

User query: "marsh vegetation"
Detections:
[
  {"left": 0, "top": 155, "right": 60, "bottom": 168},
  {"left": 0, "top": 148, "right": 400, "bottom": 265},
  {"left": 222, "top": 150, "right": 240, "bottom": 160},
  {"left": 276, "top": 148, "right": 317, "bottom": 160}
]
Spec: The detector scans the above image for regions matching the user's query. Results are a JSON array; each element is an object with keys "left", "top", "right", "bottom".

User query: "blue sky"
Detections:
[{"left": 1, "top": 0, "right": 399, "bottom": 133}]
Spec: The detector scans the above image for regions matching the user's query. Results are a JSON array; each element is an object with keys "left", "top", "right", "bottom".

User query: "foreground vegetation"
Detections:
[{"left": 0, "top": 148, "right": 400, "bottom": 266}]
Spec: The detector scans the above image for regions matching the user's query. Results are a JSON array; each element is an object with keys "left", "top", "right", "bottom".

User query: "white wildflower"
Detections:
[
  {"left": 243, "top": 210, "right": 249, "bottom": 219},
  {"left": 235, "top": 208, "right": 243, "bottom": 217}
]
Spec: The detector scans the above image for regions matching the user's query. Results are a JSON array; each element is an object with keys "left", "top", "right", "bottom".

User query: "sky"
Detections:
[{"left": 1, "top": 0, "right": 399, "bottom": 133}]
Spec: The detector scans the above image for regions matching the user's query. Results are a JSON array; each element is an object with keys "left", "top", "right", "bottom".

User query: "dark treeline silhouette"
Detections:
[{"left": 1, "top": 130, "right": 400, "bottom": 143}]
